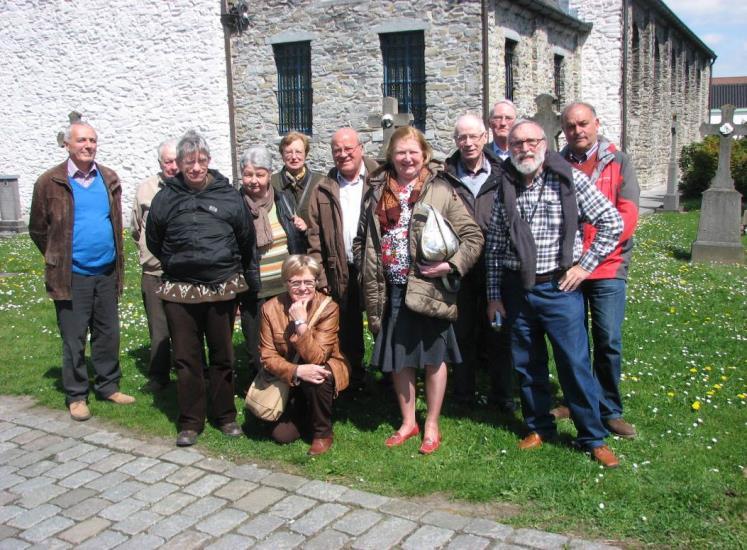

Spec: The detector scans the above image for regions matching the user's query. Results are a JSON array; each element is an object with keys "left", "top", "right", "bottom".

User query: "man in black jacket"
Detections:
[
  {"left": 444, "top": 113, "right": 514, "bottom": 412},
  {"left": 146, "top": 130, "right": 258, "bottom": 447}
]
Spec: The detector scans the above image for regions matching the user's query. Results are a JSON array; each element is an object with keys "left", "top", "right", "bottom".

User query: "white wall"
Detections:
[
  {"left": 568, "top": 0, "right": 624, "bottom": 144},
  {"left": 0, "top": 0, "right": 232, "bottom": 221}
]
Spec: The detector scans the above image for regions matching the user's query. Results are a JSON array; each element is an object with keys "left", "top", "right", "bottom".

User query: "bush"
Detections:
[{"left": 679, "top": 135, "right": 747, "bottom": 199}]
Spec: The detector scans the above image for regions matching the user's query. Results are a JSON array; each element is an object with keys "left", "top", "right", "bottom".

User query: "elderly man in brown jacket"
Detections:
[
  {"left": 306, "top": 128, "right": 378, "bottom": 391},
  {"left": 29, "top": 121, "right": 134, "bottom": 422}
]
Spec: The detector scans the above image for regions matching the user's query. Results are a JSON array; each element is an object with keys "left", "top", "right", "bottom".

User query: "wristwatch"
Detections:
[{"left": 294, "top": 319, "right": 307, "bottom": 327}]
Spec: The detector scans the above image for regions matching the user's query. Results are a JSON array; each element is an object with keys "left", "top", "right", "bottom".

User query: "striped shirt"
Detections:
[
  {"left": 258, "top": 204, "right": 290, "bottom": 299},
  {"left": 486, "top": 166, "right": 622, "bottom": 300}
]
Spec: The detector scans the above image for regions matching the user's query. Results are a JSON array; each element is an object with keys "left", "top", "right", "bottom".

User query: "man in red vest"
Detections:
[{"left": 558, "top": 102, "right": 640, "bottom": 439}]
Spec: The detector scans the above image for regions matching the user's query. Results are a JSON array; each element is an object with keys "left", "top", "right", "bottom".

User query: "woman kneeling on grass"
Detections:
[{"left": 258, "top": 255, "right": 350, "bottom": 455}]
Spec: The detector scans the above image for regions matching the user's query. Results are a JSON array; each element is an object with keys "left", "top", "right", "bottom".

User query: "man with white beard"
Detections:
[{"left": 485, "top": 119, "right": 624, "bottom": 468}]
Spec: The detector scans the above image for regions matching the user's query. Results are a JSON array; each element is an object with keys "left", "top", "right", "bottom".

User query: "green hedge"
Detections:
[{"left": 679, "top": 135, "right": 747, "bottom": 199}]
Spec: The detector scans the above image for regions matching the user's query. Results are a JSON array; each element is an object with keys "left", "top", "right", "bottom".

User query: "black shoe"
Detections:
[
  {"left": 142, "top": 379, "right": 169, "bottom": 393},
  {"left": 176, "top": 430, "right": 198, "bottom": 446},
  {"left": 219, "top": 422, "right": 242, "bottom": 437}
]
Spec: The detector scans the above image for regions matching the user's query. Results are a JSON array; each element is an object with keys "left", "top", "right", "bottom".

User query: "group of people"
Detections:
[{"left": 29, "top": 98, "right": 639, "bottom": 467}]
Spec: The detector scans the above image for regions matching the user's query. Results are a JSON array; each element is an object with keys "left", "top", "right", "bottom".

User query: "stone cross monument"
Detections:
[
  {"left": 661, "top": 114, "right": 681, "bottom": 212},
  {"left": 531, "top": 94, "right": 561, "bottom": 152},
  {"left": 56, "top": 111, "right": 83, "bottom": 148},
  {"left": 691, "top": 104, "right": 747, "bottom": 263},
  {"left": 367, "top": 97, "right": 413, "bottom": 159}
]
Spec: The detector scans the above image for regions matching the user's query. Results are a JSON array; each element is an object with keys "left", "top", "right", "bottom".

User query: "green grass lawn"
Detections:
[{"left": 1, "top": 210, "right": 745, "bottom": 548}]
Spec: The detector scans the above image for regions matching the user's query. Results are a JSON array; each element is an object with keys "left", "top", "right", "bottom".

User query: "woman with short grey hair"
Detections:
[{"left": 238, "top": 145, "right": 309, "bottom": 381}]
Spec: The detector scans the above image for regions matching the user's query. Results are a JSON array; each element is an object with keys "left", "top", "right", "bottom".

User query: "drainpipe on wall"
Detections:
[
  {"left": 481, "top": 0, "right": 490, "bottom": 122},
  {"left": 621, "top": 0, "right": 629, "bottom": 151},
  {"left": 222, "top": 0, "right": 239, "bottom": 186}
]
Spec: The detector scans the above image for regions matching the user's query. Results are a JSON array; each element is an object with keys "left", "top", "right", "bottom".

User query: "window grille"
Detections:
[
  {"left": 273, "top": 41, "right": 312, "bottom": 135},
  {"left": 379, "top": 31, "right": 426, "bottom": 131},
  {"left": 505, "top": 39, "right": 517, "bottom": 100},
  {"left": 553, "top": 54, "right": 565, "bottom": 108}
]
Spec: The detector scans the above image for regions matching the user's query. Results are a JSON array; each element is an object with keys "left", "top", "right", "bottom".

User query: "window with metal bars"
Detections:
[
  {"left": 553, "top": 54, "right": 565, "bottom": 108},
  {"left": 505, "top": 39, "right": 517, "bottom": 100},
  {"left": 273, "top": 41, "right": 312, "bottom": 135},
  {"left": 379, "top": 31, "right": 426, "bottom": 131}
]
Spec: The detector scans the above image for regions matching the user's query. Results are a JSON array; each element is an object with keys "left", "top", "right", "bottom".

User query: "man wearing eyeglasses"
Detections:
[
  {"left": 487, "top": 100, "right": 518, "bottom": 161},
  {"left": 485, "top": 119, "right": 624, "bottom": 468},
  {"left": 442, "top": 113, "right": 514, "bottom": 413},
  {"left": 556, "top": 102, "right": 640, "bottom": 439},
  {"left": 306, "top": 127, "right": 379, "bottom": 392}
]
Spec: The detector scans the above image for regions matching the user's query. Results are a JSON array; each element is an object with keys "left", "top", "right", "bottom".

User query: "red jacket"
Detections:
[{"left": 562, "top": 138, "right": 639, "bottom": 280}]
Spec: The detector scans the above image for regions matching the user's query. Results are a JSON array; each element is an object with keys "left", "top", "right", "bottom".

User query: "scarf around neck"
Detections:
[
  {"left": 243, "top": 186, "right": 275, "bottom": 249},
  {"left": 376, "top": 166, "right": 429, "bottom": 227}
]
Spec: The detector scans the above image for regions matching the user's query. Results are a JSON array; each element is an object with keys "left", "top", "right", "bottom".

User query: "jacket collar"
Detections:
[{"left": 443, "top": 149, "right": 502, "bottom": 194}]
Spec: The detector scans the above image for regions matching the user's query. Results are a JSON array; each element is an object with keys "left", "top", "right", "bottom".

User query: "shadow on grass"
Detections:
[{"left": 666, "top": 244, "right": 692, "bottom": 261}]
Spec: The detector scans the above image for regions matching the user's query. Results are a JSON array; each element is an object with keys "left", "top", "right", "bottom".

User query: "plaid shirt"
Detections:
[{"left": 486, "top": 166, "right": 622, "bottom": 300}]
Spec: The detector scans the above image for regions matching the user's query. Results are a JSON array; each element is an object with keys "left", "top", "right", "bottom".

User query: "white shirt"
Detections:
[{"left": 337, "top": 162, "right": 366, "bottom": 263}]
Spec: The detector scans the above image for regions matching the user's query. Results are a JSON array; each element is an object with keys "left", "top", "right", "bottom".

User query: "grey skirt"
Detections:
[{"left": 370, "top": 284, "right": 462, "bottom": 373}]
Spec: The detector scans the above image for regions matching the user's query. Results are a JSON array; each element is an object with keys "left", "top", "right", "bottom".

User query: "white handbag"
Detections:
[{"left": 419, "top": 203, "right": 460, "bottom": 262}]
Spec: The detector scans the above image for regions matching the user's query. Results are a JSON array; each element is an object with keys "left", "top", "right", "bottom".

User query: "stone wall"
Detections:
[
  {"left": 230, "top": 0, "right": 486, "bottom": 171},
  {"left": 622, "top": 0, "right": 712, "bottom": 188},
  {"left": 569, "top": 0, "right": 624, "bottom": 145},
  {"left": 487, "top": 0, "right": 584, "bottom": 125},
  {"left": 0, "top": 0, "right": 232, "bottom": 220}
]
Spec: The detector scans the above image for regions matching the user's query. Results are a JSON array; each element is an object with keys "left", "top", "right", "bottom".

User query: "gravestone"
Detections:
[
  {"left": 661, "top": 114, "right": 681, "bottom": 212},
  {"left": 530, "top": 94, "right": 561, "bottom": 151},
  {"left": 367, "top": 97, "right": 413, "bottom": 158},
  {"left": 0, "top": 175, "right": 27, "bottom": 234},
  {"left": 691, "top": 104, "right": 746, "bottom": 264}
]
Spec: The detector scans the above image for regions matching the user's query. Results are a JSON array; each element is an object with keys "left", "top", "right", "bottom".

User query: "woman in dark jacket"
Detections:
[
  {"left": 238, "top": 145, "right": 308, "bottom": 376},
  {"left": 146, "top": 130, "right": 258, "bottom": 447}
]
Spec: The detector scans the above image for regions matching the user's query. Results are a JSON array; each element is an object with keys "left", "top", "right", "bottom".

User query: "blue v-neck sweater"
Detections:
[{"left": 69, "top": 173, "right": 116, "bottom": 275}]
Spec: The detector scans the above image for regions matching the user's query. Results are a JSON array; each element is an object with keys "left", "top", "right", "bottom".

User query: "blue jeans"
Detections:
[
  {"left": 502, "top": 274, "right": 608, "bottom": 450},
  {"left": 583, "top": 278, "right": 627, "bottom": 420}
]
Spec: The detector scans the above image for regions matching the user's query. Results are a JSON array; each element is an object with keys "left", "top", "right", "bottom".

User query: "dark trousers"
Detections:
[
  {"left": 54, "top": 269, "right": 121, "bottom": 405},
  {"left": 141, "top": 273, "right": 171, "bottom": 384},
  {"left": 502, "top": 274, "right": 607, "bottom": 450},
  {"left": 271, "top": 372, "right": 335, "bottom": 442},
  {"left": 453, "top": 274, "right": 513, "bottom": 405},
  {"left": 238, "top": 291, "right": 267, "bottom": 374},
  {"left": 340, "top": 263, "right": 365, "bottom": 384},
  {"left": 163, "top": 299, "right": 237, "bottom": 432}
]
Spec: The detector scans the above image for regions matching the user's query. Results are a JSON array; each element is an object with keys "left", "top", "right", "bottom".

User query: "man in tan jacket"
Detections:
[
  {"left": 307, "top": 128, "right": 378, "bottom": 391},
  {"left": 131, "top": 139, "right": 178, "bottom": 392}
]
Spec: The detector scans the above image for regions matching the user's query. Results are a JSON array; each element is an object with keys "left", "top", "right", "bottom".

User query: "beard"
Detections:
[{"left": 510, "top": 148, "right": 545, "bottom": 175}]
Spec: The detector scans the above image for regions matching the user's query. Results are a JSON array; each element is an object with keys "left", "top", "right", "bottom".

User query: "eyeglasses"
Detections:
[
  {"left": 509, "top": 137, "right": 545, "bottom": 149},
  {"left": 455, "top": 132, "right": 486, "bottom": 144},
  {"left": 287, "top": 279, "right": 316, "bottom": 289},
  {"left": 331, "top": 144, "right": 361, "bottom": 157},
  {"left": 490, "top": 115, "right": 515, "bottom": 122}
]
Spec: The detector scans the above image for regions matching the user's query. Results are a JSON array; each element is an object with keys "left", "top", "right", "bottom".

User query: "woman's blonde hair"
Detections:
[
  {"left": 281, "top": 254, "right": 322, "bottom": 281},
  {"left": 279, "top": 132, "right": 311, "bottom": 156},
  {"left": 384, "top": 126, "right": 432, "bottom": 167}
]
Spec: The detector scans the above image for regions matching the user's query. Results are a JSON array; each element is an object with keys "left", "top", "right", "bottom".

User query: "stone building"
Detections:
[
  {"left": 0, "top": 0, "right": 716, "bottom": 219},
  {"left": 0, "top": 0, "right": 232, "bottom": 218},
  {"left": 227, "top": 0, "right": 715, "bottom": 188},
  {"left": 709, "top": 76, "right": 747, "bottom": 124}
]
